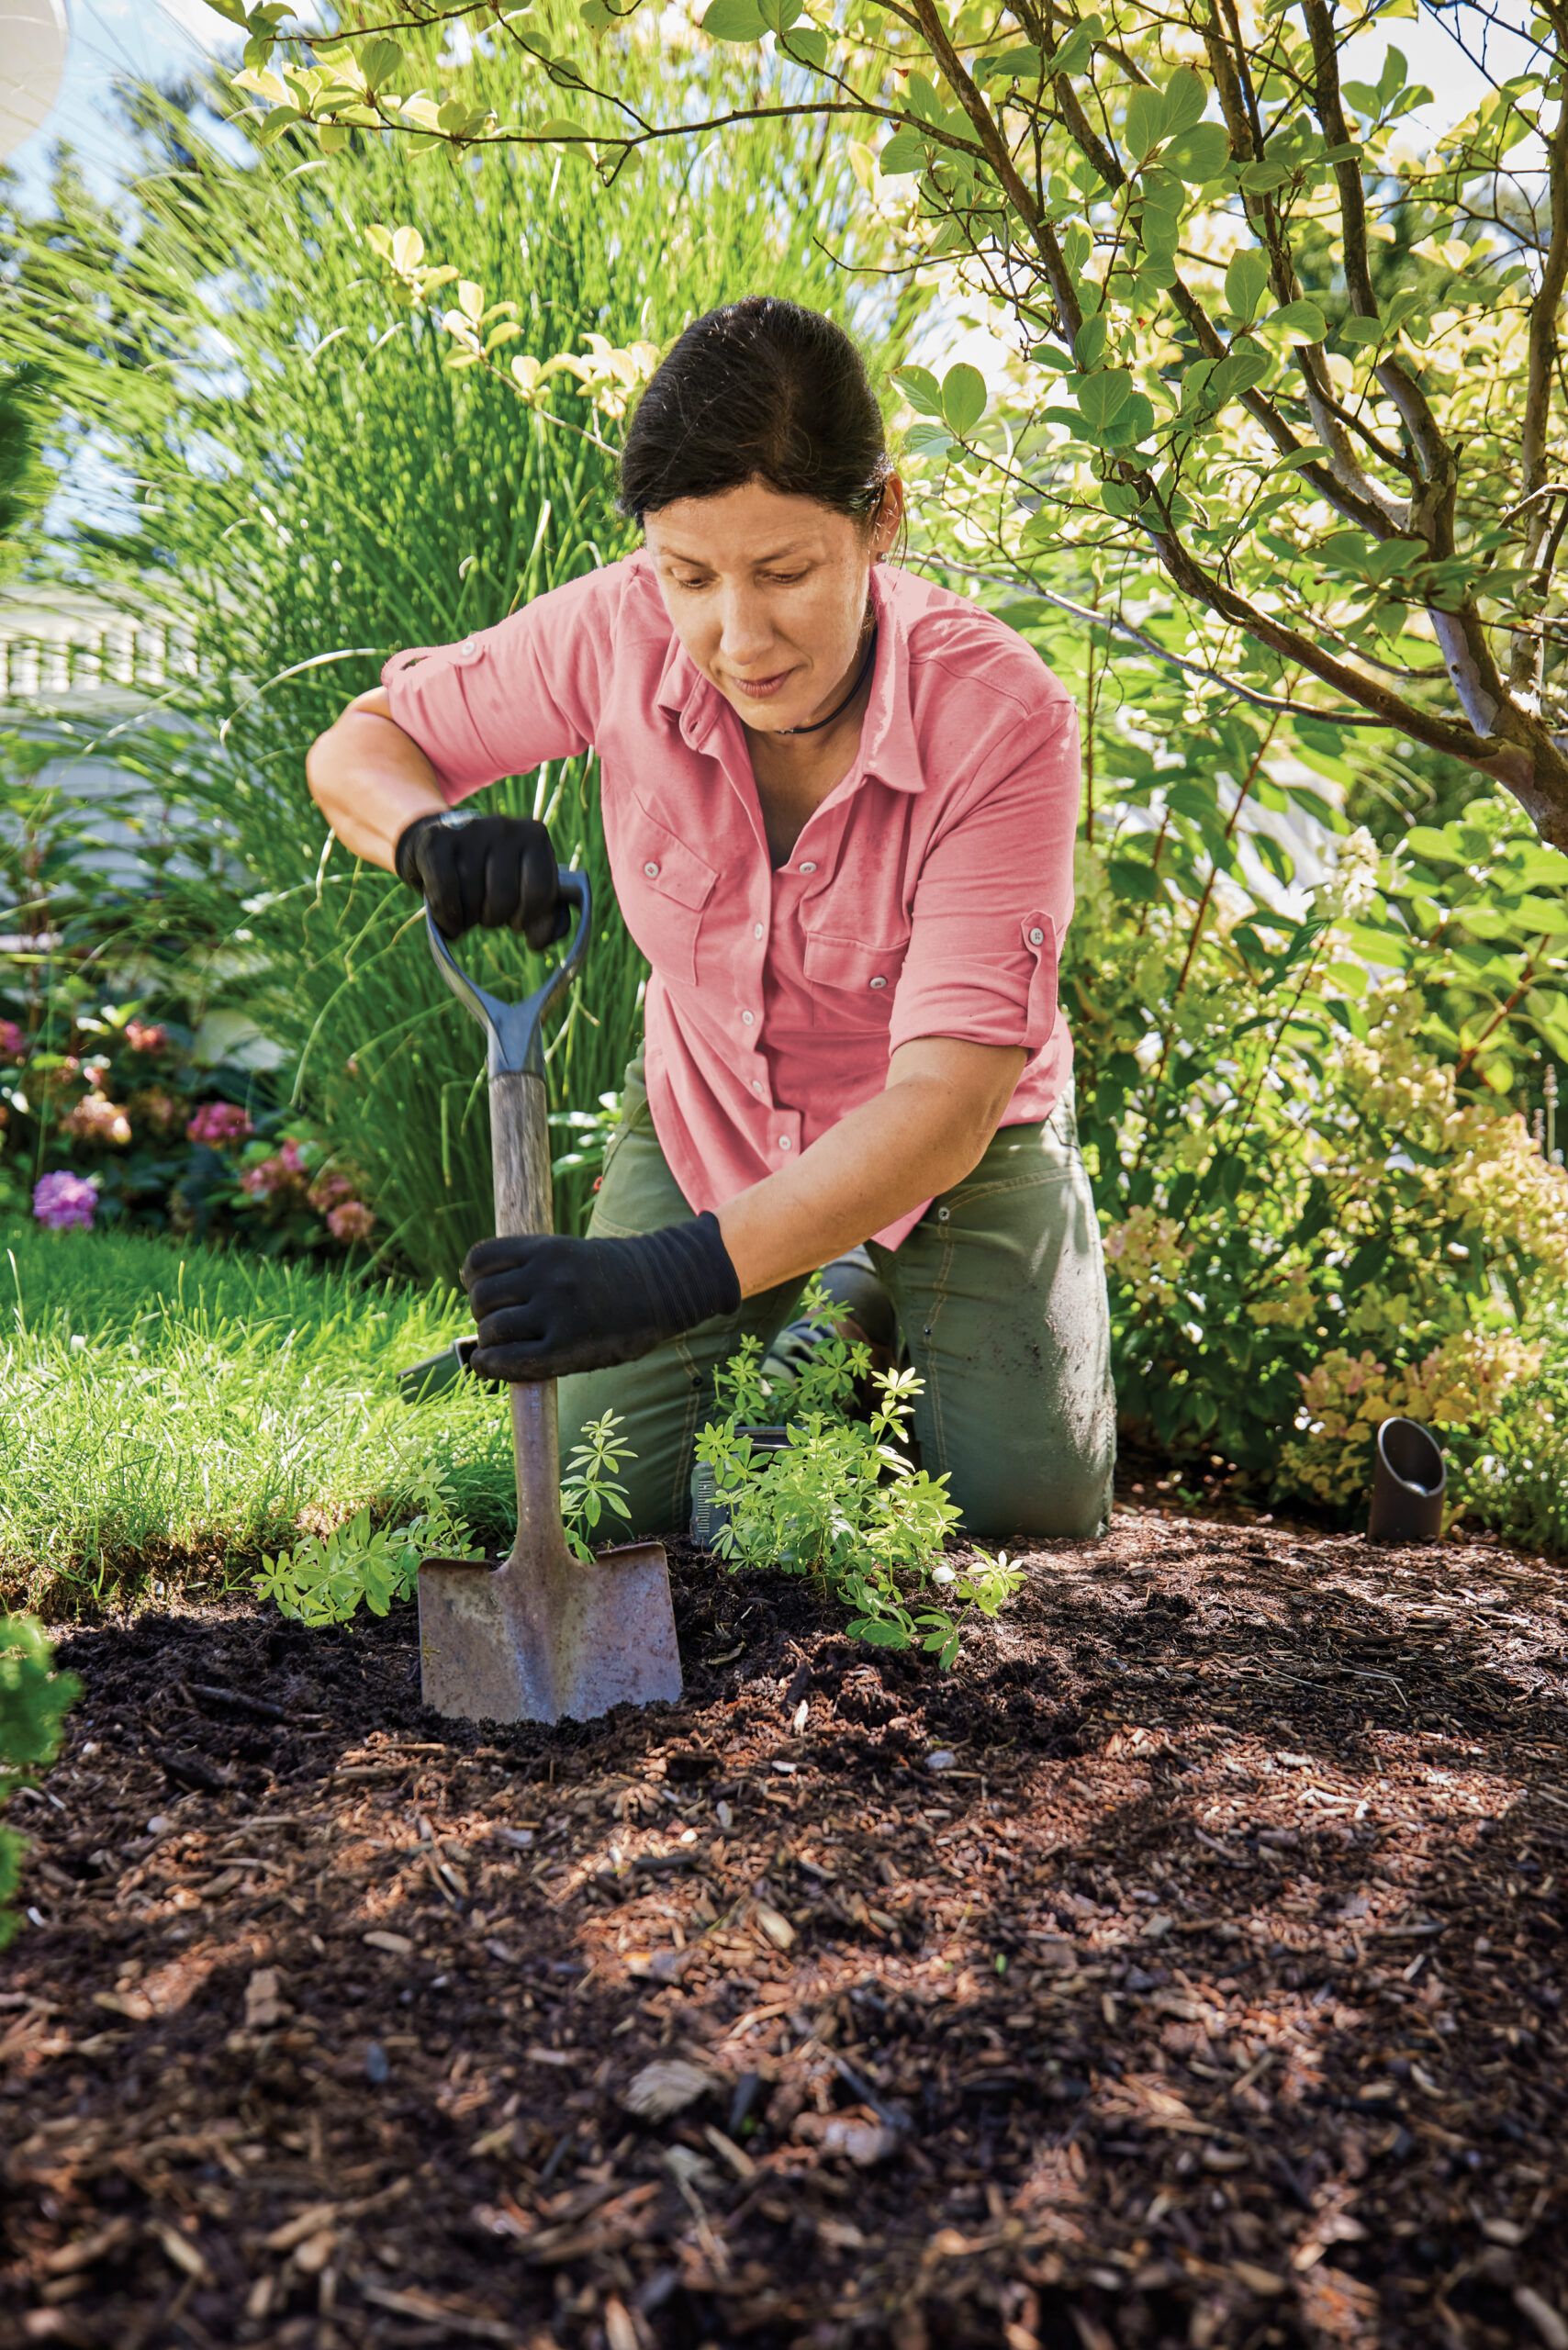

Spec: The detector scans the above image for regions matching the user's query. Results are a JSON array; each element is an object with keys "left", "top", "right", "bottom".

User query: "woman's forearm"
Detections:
[
  {"left": 714, "top": 1070, "right": 1003, "bottom": 1299},
  {"left": 305, "top": 708, "right": 447, "bottom": 869}
]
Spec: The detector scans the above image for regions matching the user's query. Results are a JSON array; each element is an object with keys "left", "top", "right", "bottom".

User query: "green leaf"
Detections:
[
  {"left": 1125, "top": 86, "right": 1170, "bottom": 160},
  {"left": 358, "top": 34, "right": 405, "bottom": 89},
  {"left": 1047, "top": 14, "right": 1102, "bottom": 78},
  {"left": 778, "top": 25, "right": 826, "bottom": 65},
  {"left": 1100, "top": 391, "right": 1154, "bottom": 446},
  {"left": 879, "top": 128, "right": 928, "bottom": 175},
  {"left": 757, "top": 0, "right": 803, "bottom": 28},
  {"left": 1225, "top": 249, "right": 1271, "bottom": 322},
  {"left": 1074, "top": 313, "right": 1109, "bottom": 372},
  {"left": 535, "top": 117, "right": 593, "bottom": 140},
  {"left": 1268, "top": 298, "right": 1327, "bottom": 342},
  {"left": 1210, "top": 340, "right": 1271, "bottom": 401},
  {"left": 1165, "top": 120, "right": 1230, "bottom": 181},
  {"left": 1077, "top": 369, "right": 1133, "bottom": 431},
  {"left": 1403, "top": 823, "right": 1464, "bottom": 864},
  {"left": 257, "top": 106, "right": 311, "bottom": 149},
  {"left": 1161, "top": 67, "right": 1208, "bottom": 137},
  {"left": 891, "top": 363, "right": 944, "bottom": 418},
  {"left": 978, "top": 43, "right": 1042, "bottom": 82},
  {"left": 701, "top": 0, "right": 767, "bottom": 39},
  {"left": 941, "top": 362, "right": 987, "bottom": 436}
]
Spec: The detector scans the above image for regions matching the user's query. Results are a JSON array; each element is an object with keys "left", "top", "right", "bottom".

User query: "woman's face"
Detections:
[{"left": 644, "top": 476, "right": 901, "bottom": 738}]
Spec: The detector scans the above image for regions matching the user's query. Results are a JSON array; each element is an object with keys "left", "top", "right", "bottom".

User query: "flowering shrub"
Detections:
[
  {"left": 1073, "top": 785, "right": 1568, "bottom": 1536},
  {"left": 1, "top": 990, "right": 379, "bottom": 1262}
]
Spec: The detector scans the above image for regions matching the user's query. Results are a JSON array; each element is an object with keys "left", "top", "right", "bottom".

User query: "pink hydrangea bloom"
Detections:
[
  {"left": 186, "top": 1101, "right": 254, "bottom": 1148},
  {"left": 64, "top": 1092, "right": 132, "bottom": 1147},
  {"left": 126, "top": 1019, "right": 170, "bottom": 1053},
  {"left": 308, "top": 1169, "right": 355, "bottom": 1213},
  {"left": 33, "top": 1169, "right": 99, "bottom": 1231},
  {"left": 278, "top": 1138, "right": 308, "bottom": 1176},
  {"left": 327, "top": 1199, "right": 375, "bottom": 1243},
  {"left": 0, "top": 1018, "right": 26, "bottom": 1059},
  {"left": 241, "top": 1159, "right": 283, "bottom": 1198}
]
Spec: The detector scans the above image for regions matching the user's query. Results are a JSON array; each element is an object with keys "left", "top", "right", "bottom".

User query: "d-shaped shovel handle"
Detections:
[
  {"left": 425, "top": 867, "right": 590, "bottom": 1239},
  {"left": 424, "top": 867, "right": 592, "bottom": 1084}
]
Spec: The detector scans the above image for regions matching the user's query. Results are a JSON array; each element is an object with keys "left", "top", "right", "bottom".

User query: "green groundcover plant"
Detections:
[
  {"left": 693, "top": 1272, "right": 1025, "bottom": 1668},
  {"left": 251, "top": 1273, "right": 1023, "bottom": 1666},
  {"left": 251, "top": 1414, "right": 637, "bottom": 1625},
  {"left": 0, "top": 1617, "right": 82, "bottom": 1952}
]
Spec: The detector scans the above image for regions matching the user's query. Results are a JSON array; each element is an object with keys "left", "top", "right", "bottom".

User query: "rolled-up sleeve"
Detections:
[
  {"left": 887, "top": 695, "right": 1080, "bottom": 1057},
  {"left": 379, "top": 563, "right": 611, "bottom": 806}
]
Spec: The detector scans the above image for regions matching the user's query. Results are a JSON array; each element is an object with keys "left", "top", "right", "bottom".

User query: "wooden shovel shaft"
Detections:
[{"left": 489, "top": 1067, "right": 562, "bottom": 1553}]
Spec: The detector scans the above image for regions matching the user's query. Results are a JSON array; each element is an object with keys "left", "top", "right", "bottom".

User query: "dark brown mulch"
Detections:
[{"left": 3, "top": 1500, "right": 1567, "bottom": 2350}]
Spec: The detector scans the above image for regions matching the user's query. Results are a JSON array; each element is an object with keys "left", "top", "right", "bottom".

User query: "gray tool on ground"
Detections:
[
  {"left": 414, "top": 871, "right": 682, "bottom": 1725},
  {"left": 396, "top": 1331, "right": 492, "bottom": 1405}
]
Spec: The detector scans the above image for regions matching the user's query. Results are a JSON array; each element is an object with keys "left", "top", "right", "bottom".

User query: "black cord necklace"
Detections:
[{"left": 770, "top": 608, "right": 878, "bottom": 735}]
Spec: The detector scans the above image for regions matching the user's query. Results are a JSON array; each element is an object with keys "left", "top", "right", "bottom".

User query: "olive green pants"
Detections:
[{"left": 555, "top": 1048, "right": 1117, "bottom": 1544}]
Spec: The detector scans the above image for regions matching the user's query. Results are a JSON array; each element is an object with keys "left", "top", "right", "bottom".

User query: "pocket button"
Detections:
[
  {"left": 644, "top": 861, "right": 660, "bottom": 878},
  {"left": 1028, "top": 925, "right": 1045, "bottom": 945}
]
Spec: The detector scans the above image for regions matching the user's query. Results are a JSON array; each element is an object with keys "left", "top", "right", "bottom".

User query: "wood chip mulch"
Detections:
[{"left": 3, "top": 1500, "right": 1567, "bottom": 2350}]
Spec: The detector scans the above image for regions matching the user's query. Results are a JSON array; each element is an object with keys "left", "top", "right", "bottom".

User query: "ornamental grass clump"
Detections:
[
  {"left": 9, "top": 7, "right": 907, "bottom": 1277},
  {"left": 693, "top": 1275, "right": 1024, "bottom": 1668}
]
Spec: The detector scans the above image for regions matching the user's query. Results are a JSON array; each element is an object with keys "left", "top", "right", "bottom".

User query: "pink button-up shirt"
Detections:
[{"left": 381, "top": 546, "right": 1081, "bottom": 1251}]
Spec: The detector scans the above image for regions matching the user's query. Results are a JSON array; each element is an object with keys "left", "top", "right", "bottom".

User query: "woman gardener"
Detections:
[{"left": 306, "top": 296, "right": 1117, "bottom": 1542}]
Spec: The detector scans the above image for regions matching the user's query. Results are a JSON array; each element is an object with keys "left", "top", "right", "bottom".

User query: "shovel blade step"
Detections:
[{"left": 417, "top": 1541, "right": 682, "bottom": 1726}]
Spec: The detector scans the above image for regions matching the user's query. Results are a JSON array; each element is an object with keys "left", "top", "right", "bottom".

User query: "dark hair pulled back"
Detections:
[{"left": 615, "top": 296, "right": 905, "bottom": 564}]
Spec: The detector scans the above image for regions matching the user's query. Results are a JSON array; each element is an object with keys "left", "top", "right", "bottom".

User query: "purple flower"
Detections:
[
  {"left": 186, "top": 1100, "right": 254, "bottom": 1148},
  {"left": 0, "top": 1018, "right": 26, "bottom": 1060},
  {"left": 33, "top": 1170, "right": 100, "bottom": 1232}
]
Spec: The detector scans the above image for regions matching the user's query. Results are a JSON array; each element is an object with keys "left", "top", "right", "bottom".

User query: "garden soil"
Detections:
[{"left": 4, "top": 1478, "right": 1567, "bottom": 2350}]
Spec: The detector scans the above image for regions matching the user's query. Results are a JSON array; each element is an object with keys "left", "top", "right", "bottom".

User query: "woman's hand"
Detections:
[
  {"left": 461, "top": 1212, "right": 742, "bottom": 1382},
  {"left": 393, "top": 809, "right": 571, "bottom": 946}
]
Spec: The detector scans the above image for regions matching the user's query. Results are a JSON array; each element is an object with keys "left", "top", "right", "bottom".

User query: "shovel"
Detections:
[{"left": 415, "top": 868, "right": 683, "bottom": 1726}]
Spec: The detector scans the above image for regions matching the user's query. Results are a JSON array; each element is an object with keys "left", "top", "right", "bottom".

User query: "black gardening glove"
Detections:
[
  {"left": 393, "top": 809, "right": 572, "bottom": 947},
  {"left": 461, "top": 1214, "right": 743, "bottom": 1382}
]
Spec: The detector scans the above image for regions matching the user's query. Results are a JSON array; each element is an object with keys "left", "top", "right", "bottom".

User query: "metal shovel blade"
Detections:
[
  {"left": 419, "top": 1533, "right": 682, "bottom": 1726},
  {"left": 413, "top": 881, "right": 684, "bottom": 1728}
]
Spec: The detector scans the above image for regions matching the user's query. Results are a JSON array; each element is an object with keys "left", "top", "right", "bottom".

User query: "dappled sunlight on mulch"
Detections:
[{"left": 4, "top": 1502, "right": 1566, "bottom": 2348}]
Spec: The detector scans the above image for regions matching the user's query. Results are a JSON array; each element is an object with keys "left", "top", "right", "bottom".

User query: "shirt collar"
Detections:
[{"left": 649, "top": 553, "right": 926, "bottom": 794}]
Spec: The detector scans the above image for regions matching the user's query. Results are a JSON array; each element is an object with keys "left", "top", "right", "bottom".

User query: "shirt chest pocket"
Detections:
[
  {"left": 622, "top": 800, "right": 720, "bottom": 989},
  {"left": 800, "top": 924, "right": 911, "bottom": 1030}
]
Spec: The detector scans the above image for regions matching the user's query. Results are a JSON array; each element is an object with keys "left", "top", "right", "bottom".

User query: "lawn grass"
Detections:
[{"left": 1, "top": 1221, "right": 518, "bottom": 1620}]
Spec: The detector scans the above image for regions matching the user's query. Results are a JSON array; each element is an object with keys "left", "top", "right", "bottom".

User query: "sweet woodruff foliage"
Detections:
[
  {"left": 0, "top": 1617, "right": 81, "bottom": 1953},
  {"left": 203, "top": 0, "right": 1568, "bottom": 844}
]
